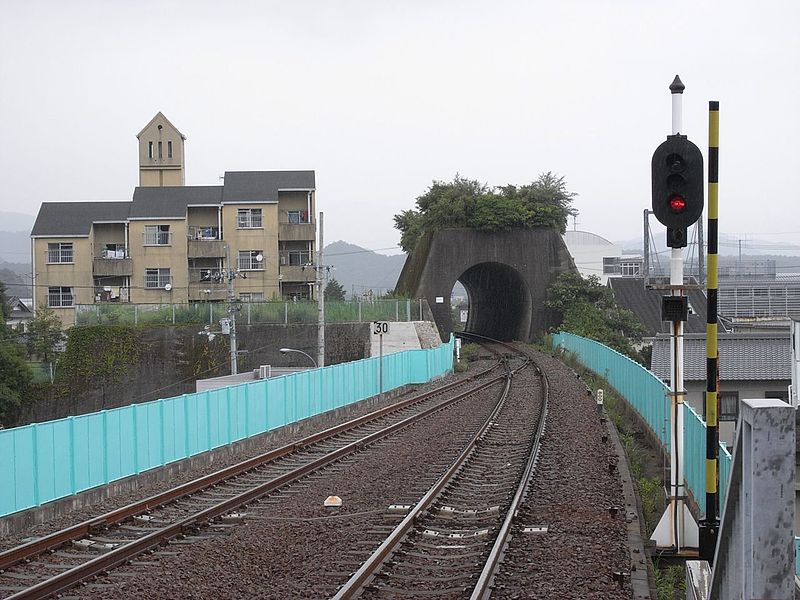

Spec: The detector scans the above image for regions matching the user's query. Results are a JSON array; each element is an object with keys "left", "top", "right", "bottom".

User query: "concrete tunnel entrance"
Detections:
[{"left": 457, "top": 261, "right": 532, "bottom": 342}]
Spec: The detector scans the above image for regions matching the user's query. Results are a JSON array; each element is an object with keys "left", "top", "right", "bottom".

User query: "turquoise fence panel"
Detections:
[
  {"left": 796, "top": 538, "right": 800, "bottom": 578},
  {"left": 0, "top": 431, "right": 13, "bottom": 511},
  {"left": 10, "top": 426, "right": 36, "bottom": 510},
  {"left": 85, "top": 413, "right": 106, "bottom": 490},
  {"left": 34, "top": 424, "right": 54, "bottom": 504},
  {"left": 553, "top": 332, "right": 732, "bottom": 517},
  {"left": 0, "top": 337, "right": 453, "bottom": 517}
]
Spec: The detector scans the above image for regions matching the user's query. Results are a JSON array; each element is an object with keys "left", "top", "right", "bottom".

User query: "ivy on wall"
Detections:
[{"left": 58, "top": 326, "right": 144, "bottom": 390}]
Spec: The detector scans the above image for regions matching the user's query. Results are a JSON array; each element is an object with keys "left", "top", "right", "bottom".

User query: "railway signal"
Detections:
[{"left": 651, "top": 133, "right": 704, "bottom": 248}]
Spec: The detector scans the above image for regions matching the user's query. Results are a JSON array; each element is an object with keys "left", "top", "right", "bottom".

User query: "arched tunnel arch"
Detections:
[
  {"left": 458, "top": 262, "right": 532, "bottom": 341},
  {"left": 394, "top": 228, "right": 578, "bottom": 343}
]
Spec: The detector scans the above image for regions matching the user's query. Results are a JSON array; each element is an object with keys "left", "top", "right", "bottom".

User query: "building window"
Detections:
[
  {"left": 144, "top": 225, "right": 171, "bottom": 245},
  {"left": 240, "top": 292, "right": 264, "bottom": 302},
  {"left": 238, "top": 250, "right": 263, "bottom": 270},
  {"left": 237, "top": 208, "right": 263, "bottom": 228},
  {"left": 602, "top": 257, "right": 619, "bottom": 275},
  {"left": 621, "top": 261, "right": 641, "bottom": 277},
  {"left": 148, "top": 141, "right": 153, "bottom": 159},
  {"left": 47, "top": 242, "right": 74, "bottom": 263},
  {"left": 168, "top": 140, "right": 173, "bottom": 158},
  {"left": 48, "top": 286, "right": 74, "bottom": 307},
  {"left": 719, "top": 391, "right": 740, "bottom": 421},
  {"left": 287, "top": 210, "right": 310, "bottom": 224},
  {"left": 144, "top": 268, "right": 171, "bottom": 289},
  {"left": 282, "top": 250, "right": 312, "bottom": 266},
  {"left": 158, "top": 141, "right": 163, "bottom": 159}
]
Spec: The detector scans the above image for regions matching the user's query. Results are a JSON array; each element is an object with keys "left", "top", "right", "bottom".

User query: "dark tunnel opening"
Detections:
[{"left": 457, "top": 262, "right": 532, "bottom": 341}]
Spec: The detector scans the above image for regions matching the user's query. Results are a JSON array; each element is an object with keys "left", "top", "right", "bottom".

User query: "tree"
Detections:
[
  {"left": 0, "top": 341, "right": 32, "bottom": 424},
  {"left": 546, "top": 272, "right": 645, "bottom": 363},
  {"left": 394, "top": 173, "right": 578, "bottom": 252},
  {"left": 25, "top": 305, "right": 65, "bottom": 382},
  {"left": 324, "top": 278, "right": 347, "bottom": 302}
]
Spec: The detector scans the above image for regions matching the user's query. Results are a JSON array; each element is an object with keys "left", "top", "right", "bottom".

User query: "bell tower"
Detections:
[{"left": 136, "top": 112, "right": 186, "bottom": 186}]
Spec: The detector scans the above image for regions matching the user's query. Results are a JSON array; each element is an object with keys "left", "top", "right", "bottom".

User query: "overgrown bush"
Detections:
[{"left": 394, "top": 173, "right": 577, "bottom": 252}]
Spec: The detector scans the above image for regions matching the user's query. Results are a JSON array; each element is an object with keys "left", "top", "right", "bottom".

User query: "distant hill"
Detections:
[
  {"left": 0, "top": 210, "right": 35, "bottom": 233},
  {"left": 0, "top": 231, "right": 31, "bottom": 264},
  {"left": 0, "top": 265, "right": 30, "bottom": 298},
  {"left": 323, "top": 241, "right": 407, "bottom": 298}
]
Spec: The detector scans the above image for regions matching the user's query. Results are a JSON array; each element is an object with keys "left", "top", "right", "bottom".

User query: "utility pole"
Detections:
[
  {"left": 643, "top": 209, "right": 651, "bottom": 286},
  {"left": 317, "top": 211, "right": 325, "bottom": 368},
  {"left": 225, "top": 244, "right": 238, "bottom": 375}
]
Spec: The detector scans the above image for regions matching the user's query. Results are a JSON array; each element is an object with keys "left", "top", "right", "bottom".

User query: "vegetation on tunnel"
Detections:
[{"left": 393, "top": 173, "right": 578, "bottom": 252}]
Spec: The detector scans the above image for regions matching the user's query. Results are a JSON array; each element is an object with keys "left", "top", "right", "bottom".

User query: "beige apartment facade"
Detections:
[{"left": 31, "top": 114, "right": 316, "bottom": 327}]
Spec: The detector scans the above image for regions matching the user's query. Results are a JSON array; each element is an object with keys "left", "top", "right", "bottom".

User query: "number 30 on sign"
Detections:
[{"left": 373, "top": 321, "right": 390, "bottom": 335}]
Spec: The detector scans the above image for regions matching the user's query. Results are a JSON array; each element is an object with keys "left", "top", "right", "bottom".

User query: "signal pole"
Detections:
[{"left": 651, "top": 75, "right": 700, "bottom": 554}]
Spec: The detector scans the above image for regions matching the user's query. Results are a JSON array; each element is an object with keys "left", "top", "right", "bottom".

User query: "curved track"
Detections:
[{"left": 331, "top": 333, "right": 548, "bottom": 599}]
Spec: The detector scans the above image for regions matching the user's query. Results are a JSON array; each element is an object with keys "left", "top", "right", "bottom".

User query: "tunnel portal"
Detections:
[
  {"left": 394, "top": 228, "right": 577, "bottom": 343},
  {"left": 458, "top": 262, "right": 531, "bottom": 341}
]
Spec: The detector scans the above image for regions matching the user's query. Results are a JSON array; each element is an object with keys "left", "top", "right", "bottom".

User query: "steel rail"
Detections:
[
  {"left": 331, "top": 350, "right": 530, "bottom": 600},
  {"left": 3, "top": 370, "right": 507, "bottom": 600},
  {"left": 470, "top": 350, "right": 550, "bottom": 599}
]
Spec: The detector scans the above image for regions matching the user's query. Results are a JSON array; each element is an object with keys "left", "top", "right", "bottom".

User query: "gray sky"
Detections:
[{"left": 1, "top": 1, "right": 798, "bottom": 254}]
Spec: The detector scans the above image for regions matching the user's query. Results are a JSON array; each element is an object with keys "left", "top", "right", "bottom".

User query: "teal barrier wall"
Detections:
[
  {"left": 0, "top": 338, "right": 454, "bottom": 518},
  {"left": 552, "top": 332, "right": 731, "bottom": 516}
]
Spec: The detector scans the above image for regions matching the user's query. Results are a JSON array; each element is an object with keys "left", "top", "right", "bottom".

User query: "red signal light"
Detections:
[{"left": 669, "top": 195, "right": 686, "bottom": 213}]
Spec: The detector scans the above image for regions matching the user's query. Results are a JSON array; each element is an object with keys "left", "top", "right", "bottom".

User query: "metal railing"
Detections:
[
  {"left": 187, "top": 226, "right": 220, "bottom": 240},
  {"left": 75, "top": 299, "right": 433, "bottom": 326}
]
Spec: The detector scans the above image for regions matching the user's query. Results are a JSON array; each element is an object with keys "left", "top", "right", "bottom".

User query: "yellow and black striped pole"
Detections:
[{"left": 699, "top": 100, "right": 720, "bottom": 562}]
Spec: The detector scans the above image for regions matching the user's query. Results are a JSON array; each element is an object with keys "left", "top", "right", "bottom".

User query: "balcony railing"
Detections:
[
  {"left": 93, "top": 286, "right": 130, "bottom": 303},
  {"left": 188, "top": 226, "right": 220, "bottom": 240}
]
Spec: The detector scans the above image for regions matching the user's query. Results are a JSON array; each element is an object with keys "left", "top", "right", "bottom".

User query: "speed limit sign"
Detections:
[{"left": 373, "top": 321, "right": 390, "bottom": 335}]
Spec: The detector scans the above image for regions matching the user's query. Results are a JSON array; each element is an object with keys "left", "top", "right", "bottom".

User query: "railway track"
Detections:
[
  {"left": 331, "top": 334, "right": 549, "bottom": 599},
  {"left": 0, "top": 355, "right": 506, "bottom": 600}
]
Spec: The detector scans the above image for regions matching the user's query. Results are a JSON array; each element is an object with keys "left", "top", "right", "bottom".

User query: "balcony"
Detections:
[
  {"left": 280, "top": 265, "right": 314, "bottom": 283},
  {"left": 93, "top": 254, "right": 133, "bottom": 277},
  {"left": 187, "top": 226, "right": 225, "bottom": 258},
  {"left": 188, "top": 283, "right": 228, "bottom": 302},
  {"left": 188, "top": 239, "right": 226, "bottom": 258},
  {"left": 279, "top": 222, "right": 315, "bottom": 242}
]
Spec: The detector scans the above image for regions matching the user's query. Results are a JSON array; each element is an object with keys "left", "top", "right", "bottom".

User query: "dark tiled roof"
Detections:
[
  {"left": 651, "top": 332, "right": 791, "bottom": 381},
  {"left": 31, "top": 171, "right": 315, "bottom": 233},
  {"left": 31, "top": 202, "right": 132, "bottom": 236},
  {"left": 222, "top": 171, "right": 315, "bottom": 203},
  {"left": 608, "top": 277, "right": 707, "bottom": 337},
  {"left": 130, "top": 186, "right": 223, "bottom": 219}
]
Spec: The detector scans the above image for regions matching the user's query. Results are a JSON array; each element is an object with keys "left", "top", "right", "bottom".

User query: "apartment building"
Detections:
[{"left": 31, "top": 113, "right": 316, "bottom": 327}]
